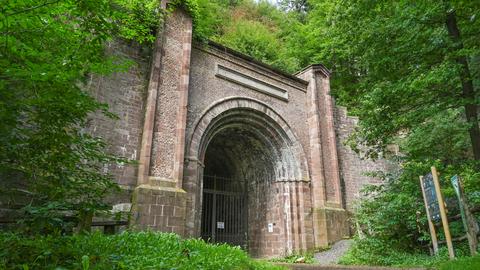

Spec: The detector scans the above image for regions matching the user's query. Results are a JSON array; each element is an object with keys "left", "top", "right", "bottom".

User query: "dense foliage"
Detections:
[
  {"left": 1, "top": 0, "right": 479, "bottom": 267},
  {"left": 438, "top": 254, "right": 480, "bottom": 270},
  {"left": 297, "top": 0, "right": 479, "bottom": 265},
  {"left": 192, "top": 0, "right": 303, "bottom": 72},
  {"left": 0, "top": 0, "right": 161, "bottom": 234},
  {"left": 192, "top": 0, "right": 480, "bottom": 266},
  {"left": 297, "top": 1, "right": 479, "bottom": 264},
  {"left": 0, "top": 231, "right": 283, "bottom": 269},
  {"left": 302, "top": 0, "right": 480, "bottom": 161}
]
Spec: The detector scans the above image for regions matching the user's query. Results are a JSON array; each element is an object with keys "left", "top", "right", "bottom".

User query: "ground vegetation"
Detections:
[
  {"left": 1, "top": 0, "right": 479, "bottom": 268},
  {"left": 0, "top": 231, "right": 283, "bottom": 269},
  {"left": 192, "top": 0, "right": 480, "bottom": 267}
]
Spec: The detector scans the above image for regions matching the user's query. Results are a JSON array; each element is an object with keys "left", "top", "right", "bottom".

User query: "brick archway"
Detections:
[
  {"left": 183, "top": 97, "right": 310, "bottom": 256},
  {"left": 80, "top": 3, "right": 391, "bottom": 257},
  {"left": 187, "top": 97, "right": 308, "bottom": 180}
]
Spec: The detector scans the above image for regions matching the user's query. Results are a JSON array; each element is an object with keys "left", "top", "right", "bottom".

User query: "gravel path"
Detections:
[{"left": 314, "top": 239, "right": 353, "bottom": 265}]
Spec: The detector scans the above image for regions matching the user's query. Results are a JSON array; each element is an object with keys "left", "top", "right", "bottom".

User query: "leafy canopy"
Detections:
[
  {"left": 192, "top": 0, "right": 480, "bottom": 264},
  {"left": 0, "top": 0, "right": 161, "bottom": 234},
  {"left": 301, "top": 0, "right": 480, "bottom": 160}
]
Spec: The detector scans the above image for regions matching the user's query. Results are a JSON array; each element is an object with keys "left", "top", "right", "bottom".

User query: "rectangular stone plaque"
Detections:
[
  {"left": 217, "top": 221, "right": 225, "bottom": 229},
  {"left": 215, "top": 64, "right": 289, "bottom": 101}
]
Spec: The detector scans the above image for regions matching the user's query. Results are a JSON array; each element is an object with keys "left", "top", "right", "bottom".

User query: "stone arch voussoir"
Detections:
[{"left": 187, "top": 97, "right": 309, "bottom": 182}]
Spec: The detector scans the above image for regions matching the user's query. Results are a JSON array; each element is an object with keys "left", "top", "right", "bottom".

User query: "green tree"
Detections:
[
  {"left": 300, "top": 0, "right": 480, "bottom": 161},
  {"left": 279, "top": 0, "right": 309, "bottom": 13},
  {"left": 278, "top": 0, "right": 310, "bottom": 22},
  {"left": 0, "top": 0, "right": 160, "bottom": 234},
  {"left": 196, "top": 0, "right": 301, "bottom": 72},
  {"left": 292, "top": 0, "right": 480, "bottom": 263}
]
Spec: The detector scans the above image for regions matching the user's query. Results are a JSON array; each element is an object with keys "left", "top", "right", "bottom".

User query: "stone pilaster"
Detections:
[
  {"left": 136, "top": 16, "right": 165, "bottom": 186},
  {"left": 130, "top": 178, "right": 187, "bottom": 234},
  {"left": 131, "top": 5, "right": 192, "bottom": 235},
  {"left": 149, "top": 7, "right": 192, "bottom": 183},
  {"left": 297, "top": 65, "right": 348, "bottom": 247}
]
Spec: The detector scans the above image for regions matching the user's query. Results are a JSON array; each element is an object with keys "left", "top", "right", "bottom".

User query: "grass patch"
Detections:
[
  {"left": 438, "top": 255, "right": 480, "bottom": 270},
  {"left": 338, "top": 237, "right": 476, "bottom": 268},
  {"left": 269, "top": 252, "right": 315, "bottom": 264},
  {"left": 0, "top": 231, "right": 285, "bottom": 270}
]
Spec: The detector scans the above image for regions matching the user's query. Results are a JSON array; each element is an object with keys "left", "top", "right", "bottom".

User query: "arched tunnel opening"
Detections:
[
  {"left": 200, "top": 125, "right": 278, "bottom": 252},
  {"left": 191, "top": 105, "right": 306, "bottom": 256}
]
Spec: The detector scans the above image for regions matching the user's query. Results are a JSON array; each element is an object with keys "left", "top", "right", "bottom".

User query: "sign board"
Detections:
[
  {"left": 451, "top": 175, "right": 460, "bottom": 198},
  {"left": 450, "top": 175, "right": 479, "bottom": 255},
  {"left": 451, "top": 175, "right": 466, "bottom": 231},
  {"left": 423, "top": 173, "right": 441, "bottom": 223},
  {"left": 268, "top": 223, "right": 274, "bottom": 233},
  {"left": 420, "top": 167, "right": 455, "bottom": 259},
  {"left": 216, "top": 221, "right": 224, "bottom": 229}
]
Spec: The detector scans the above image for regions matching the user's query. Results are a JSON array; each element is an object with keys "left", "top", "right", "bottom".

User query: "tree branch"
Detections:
[{"left": 6, "top": 0, "right": 62, "bottom": 17}]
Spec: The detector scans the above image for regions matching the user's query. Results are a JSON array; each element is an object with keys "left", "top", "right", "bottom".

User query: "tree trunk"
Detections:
[
  {"left": 445, "top": 7, "right": 480, "bottom": 160},
  {"left": 77, "top": 209, "right": 93, "bottom": 234}
]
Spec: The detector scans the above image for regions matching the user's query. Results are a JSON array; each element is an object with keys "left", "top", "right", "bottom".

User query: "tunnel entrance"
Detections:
[
  {"left": 187, "top": 99, "right": 309, "bottom": 256},
  {"left": 200, "top": 125, "right": 277, "bottom": 249},
  {"left": 200, "top": 175, "right": 247, "bottom": 247}
]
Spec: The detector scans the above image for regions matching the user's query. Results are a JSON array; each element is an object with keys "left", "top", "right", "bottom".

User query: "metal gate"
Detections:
[{"left": 201, "top": 175, "right": 247, "bottom": 248}]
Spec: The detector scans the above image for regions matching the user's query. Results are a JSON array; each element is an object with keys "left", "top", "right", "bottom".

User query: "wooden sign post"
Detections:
[
  {"left": 451, "top": 175, "right": 479, "bottom": 255},
  {"left": 419, "top": 176, "right": 439, "bottom": 255},
  {"left": 431, "top": 166, "right": 455, "bottom": 259},
  {"left": 420, "top": 167, "right": 455, "bottom": 259}
]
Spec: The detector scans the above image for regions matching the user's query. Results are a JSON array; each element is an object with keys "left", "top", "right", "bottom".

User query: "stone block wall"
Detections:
[
  {"left": 130, "top": 180, "right": 187, "bottom": 234},
  {"left": 248, "top": 181, "right": 314, "bottom": 258},
  {"left": 186, "top": 45, "right": 310, "bottom": 165},
  {"left": 149, "top": 8, "right": 192, "bottom": 181},
  {"left": 128, "top": 4, "right": 193, "bottom": 233},
  {"left": 334, "top": 106, "right": 392, "bottom": 211},
  {"left": 85, "top": 41, "right": 149, "bottom": 190},
  {"left": 248, "top": 181, "right": 285, "bottom": 257},
  {"left": 325, "top": 208, "right": 350, "bottom": 242}
]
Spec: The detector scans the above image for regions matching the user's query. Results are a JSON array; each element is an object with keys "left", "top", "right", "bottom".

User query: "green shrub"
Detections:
[
  {"left": 0, "top": 231, "right": 285, "bottom": 270},
  {"left": 338, "top": 236, "right": 475, "bottom": 268},
  {"left": 438, "top": 255, "right": 480, "bottom": 270}
]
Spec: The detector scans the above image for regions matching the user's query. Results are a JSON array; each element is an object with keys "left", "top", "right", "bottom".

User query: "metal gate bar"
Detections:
[{"left": 201, "top": 175, "right": 247, "bottom": 248}]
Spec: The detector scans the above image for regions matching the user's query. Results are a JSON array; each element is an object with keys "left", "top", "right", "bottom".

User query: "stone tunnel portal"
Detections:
[
  {"left": 201, "top": 126, "right": 277, "bottom": 250},
  {"left": 185, "top": 98, "right": 309, "bottom": 257},
  {"left": 48, "top": 3, "right": 392, "bottom": 259}
]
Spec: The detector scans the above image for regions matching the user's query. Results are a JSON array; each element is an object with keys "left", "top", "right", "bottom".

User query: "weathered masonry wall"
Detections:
[
  {"left": 183, "top": 43, "right": 318, "bottom": 257},
  {"left": 334, "top": 106, "right": 392, "bottom": 211},
  {"left": 130, "top": 6, "right": 192, "bottom": 235},
  {"left": 85, "top": 41, "right": 149, "bottom": 206},
  {"left": 149, "top": 9, "right": 192, "bottom": 182},
  {"left": 77, "top": 3, "right": 393, "bottom": 259},
  {"left": 186, "top": 45, "right": 310, "bottom": 159},
  {"left": 247, "top": 181, "right": 314, "bottom": 257}
]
